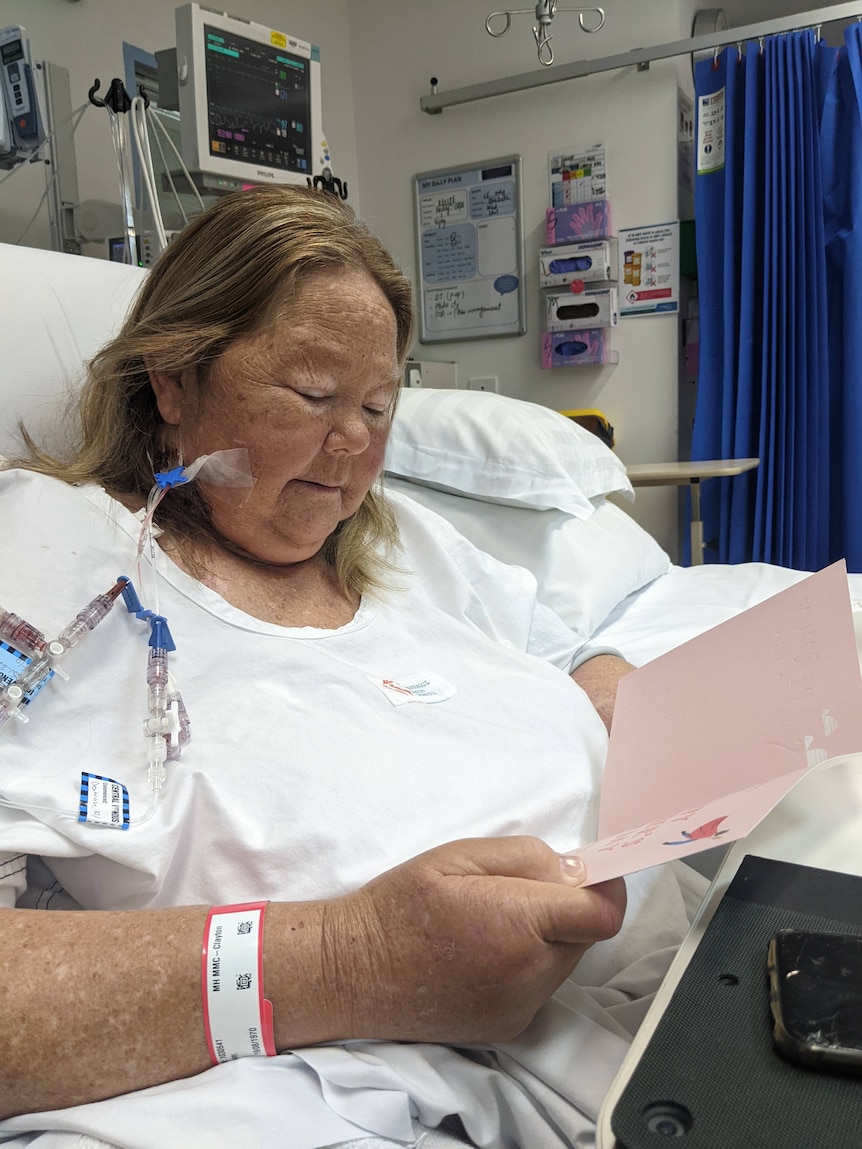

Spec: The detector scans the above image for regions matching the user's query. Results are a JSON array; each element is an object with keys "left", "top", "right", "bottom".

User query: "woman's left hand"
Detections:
[{"left": 570, "top": 654, "right": 637, "bottom": 733}]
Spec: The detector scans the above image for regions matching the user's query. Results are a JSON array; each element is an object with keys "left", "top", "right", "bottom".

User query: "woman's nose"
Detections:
[{"left": 324, "top": 412, "right": 372, "bottom": 454}]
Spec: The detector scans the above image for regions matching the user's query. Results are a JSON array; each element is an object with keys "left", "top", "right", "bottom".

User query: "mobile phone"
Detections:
[{"left": 768, "top": 929, "right": 862, "bottom": 1076}]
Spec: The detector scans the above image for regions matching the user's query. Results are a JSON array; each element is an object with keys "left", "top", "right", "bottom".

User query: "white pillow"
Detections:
[
  {"left": 0, "top": 242, "right": 146, "bottom": 459},
  {"left": 385, "top": 388, "right": 634, "bottom": 520},
  {"left": 386, "top": 476, "right": 671, "bottom": 640}
]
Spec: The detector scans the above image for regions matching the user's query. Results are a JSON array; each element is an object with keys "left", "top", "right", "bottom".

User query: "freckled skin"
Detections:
[{"left": 151, "top": 269, "right": 401, "bottom": 566}]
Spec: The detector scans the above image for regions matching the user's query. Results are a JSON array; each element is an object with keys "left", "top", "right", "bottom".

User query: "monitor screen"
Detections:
[
  {"left": 176, "top": 3, "right": 325, "bottom": 192},
  {"left": 1, "top": 38, "right": 24, "bottom": 67}
]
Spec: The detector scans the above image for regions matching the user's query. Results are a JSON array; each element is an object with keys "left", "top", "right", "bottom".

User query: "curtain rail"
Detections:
[{"left": 420, "top": 3, "right": 862, "bottom": 114}]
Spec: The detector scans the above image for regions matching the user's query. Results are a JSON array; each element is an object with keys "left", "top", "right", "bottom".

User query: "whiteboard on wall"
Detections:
[{"left": 413, "top": 155, "right": 526, "bottom": 343}]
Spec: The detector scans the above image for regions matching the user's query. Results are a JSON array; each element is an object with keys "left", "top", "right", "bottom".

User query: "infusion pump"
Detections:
[{"left": 0, "top": 25, "right": 45, "bottom": 166}]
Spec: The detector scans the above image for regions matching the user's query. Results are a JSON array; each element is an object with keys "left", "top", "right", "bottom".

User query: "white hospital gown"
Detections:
[{"left": 0, "top": 470, "right": 703, "bottom": 1148}]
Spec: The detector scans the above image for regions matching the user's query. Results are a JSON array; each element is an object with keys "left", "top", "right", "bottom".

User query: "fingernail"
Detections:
[{"left": 559, "top": 854, "right": 586, "bottom": 885}]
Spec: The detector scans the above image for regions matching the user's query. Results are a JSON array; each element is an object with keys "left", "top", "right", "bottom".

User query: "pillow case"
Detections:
[
  {"left": 386, "top": 475, "right": 671, "bottom": 640},
  {"left": 0, "top": 242, "right": 146, "bottom": 459},
  {"left": 385, "top": 388, "right": 634, "bottom": 520}
]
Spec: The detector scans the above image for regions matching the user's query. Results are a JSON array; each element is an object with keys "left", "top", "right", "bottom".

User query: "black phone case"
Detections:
[
  {"left": 768, "top": 930, "right": 862, "bottom": 1076},
  {"left": 610, "top": 855, "right": 862, "bottom": 1149}
]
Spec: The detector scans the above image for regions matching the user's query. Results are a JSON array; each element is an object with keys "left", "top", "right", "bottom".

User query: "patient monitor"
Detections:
[{"left": 172, "top": 2, "right": 329, "bottom": 196}]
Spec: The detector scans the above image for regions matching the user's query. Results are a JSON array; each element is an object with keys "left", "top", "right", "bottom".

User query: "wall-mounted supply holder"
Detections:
[
  {"left": 542, "top": 329, "right": 618, "bottom": 369},
  {"left": 545, "top": 286, "right": 618, "bottom": 332},
  {"left": 545, "top": 199, "right": 612, "bottom": 245},
  {"left": 539, "top": 238, "right": 618, "bottom": 288},
  {"left": 540, "top": 194, "right": 618, "bottom": 370}
]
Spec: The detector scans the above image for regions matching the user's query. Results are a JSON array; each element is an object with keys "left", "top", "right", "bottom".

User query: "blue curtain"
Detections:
[{"left": 692, "top": 26, "right": 862, "bottom": 570}]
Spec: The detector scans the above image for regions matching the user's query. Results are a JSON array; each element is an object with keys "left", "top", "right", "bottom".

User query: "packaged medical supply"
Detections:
[
  {"left": 546, "top": 200, "right": 612, "bottom": 245},
  {"left": 542, "top": 330, "right": 617, "bottom": 369},
  {"left": 539, "top": 240, "right": 618, "bottom": 288},
  {"left": 545, "top": 287, "right": 619, "bottom": 332}
]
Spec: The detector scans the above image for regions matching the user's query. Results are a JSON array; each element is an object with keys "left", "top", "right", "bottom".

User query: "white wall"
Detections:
[{"left": 349, "top": 0, "right": 703, "bottom": 555}]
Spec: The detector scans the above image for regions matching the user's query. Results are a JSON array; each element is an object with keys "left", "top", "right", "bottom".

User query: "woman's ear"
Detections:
[{"left": 147, "top": 363, "right": 194, "bottom": 427}]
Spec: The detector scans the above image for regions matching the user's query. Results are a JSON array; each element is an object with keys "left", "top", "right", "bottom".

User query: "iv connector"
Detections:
[
  {"left": 143, "top": 707, "right": 181, "bottom": 740},
  {"left": 146, "top": 733, "right": 168, "bottom": 793}
]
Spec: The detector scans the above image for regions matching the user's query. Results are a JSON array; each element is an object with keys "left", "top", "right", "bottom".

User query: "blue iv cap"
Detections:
[
  {"left": 118, "top": 577, "right": 154, "bottom": 621},
  {"left": 119, "top": 576, "right": 143, "bottom": 614},
  {"left": 153, "top": 465, "right": 190, "bottom": 490},
  {"left": 148, "top": 615, "right": 177, "bottom": 652}
]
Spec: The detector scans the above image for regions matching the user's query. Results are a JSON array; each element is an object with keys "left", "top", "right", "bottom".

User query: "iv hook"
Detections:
[
  {"left": 486, "top": 4, "right": 605, "bottom": 67},
  {"left": 575, "top": 6, "right": 605, "bottom": 33},
  {"left": 88, "top": 77, "right": 133, "bottom": 114},
  {"left": 534, "top": 21, "right": 556, "bottom": 66},
  {"left": 485, "top": 9, "right": 514, "bottom": 37}
]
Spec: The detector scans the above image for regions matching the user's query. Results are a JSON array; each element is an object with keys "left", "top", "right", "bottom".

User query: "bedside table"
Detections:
[{"left": 625, "top": 458, "right": 760, "bottom": 565}]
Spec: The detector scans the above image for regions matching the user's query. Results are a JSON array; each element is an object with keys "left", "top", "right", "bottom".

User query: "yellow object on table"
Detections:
[{"left": 559, "top": 408, "right": 615, "bottom": 448}]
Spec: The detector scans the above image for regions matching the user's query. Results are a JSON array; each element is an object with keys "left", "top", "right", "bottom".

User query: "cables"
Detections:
[
  {"left": 146, "top": 104, "right": 205, "bottom": 215},
  {"left": 129, "top": 94, "right": 167, "bottom": 254},
  {"left": 103, "top": 87, "right": 208, "bottom": 263},
  {"left": 4, "top": 72, "right": 208, "bottom": 259}
]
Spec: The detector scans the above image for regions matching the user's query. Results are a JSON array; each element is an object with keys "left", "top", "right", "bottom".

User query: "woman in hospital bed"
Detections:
[{"left": 0, "top": 187, "right": 703, "bottom": 1149}]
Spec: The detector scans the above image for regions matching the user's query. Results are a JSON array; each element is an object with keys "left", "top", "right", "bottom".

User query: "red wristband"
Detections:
[{"left": 201, "top": 901, "right": 276, "bottom": 1064}]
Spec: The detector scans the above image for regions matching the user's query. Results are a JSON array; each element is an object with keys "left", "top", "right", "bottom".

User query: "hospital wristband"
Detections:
[
  {"left": 201, "top": 901, "right": 276, "bottom": 1064},
  {"left": 569, "top": 643, "right": 626, "bottom": 671}
]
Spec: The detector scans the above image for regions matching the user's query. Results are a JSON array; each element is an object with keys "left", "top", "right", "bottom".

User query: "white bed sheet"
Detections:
[{"left": 592, "top": 561, "right": 862, "bottom": 667}]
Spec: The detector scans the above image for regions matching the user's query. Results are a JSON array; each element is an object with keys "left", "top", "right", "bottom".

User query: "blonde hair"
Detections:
[{"left": 16, "top": 186, "right": 415, "bottom": 597}]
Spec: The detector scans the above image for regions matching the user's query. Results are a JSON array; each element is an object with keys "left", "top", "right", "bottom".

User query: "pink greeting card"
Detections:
[{"left": 575, "top": 561, "right": 862, "bottom": 885}]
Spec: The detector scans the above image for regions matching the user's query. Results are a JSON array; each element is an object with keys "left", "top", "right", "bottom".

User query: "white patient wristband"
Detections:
[
  {"left": 201, "top": 901, "right": 276, "bottom": 1063},
  {"left": 569, "top": 643, "right": 625, "bottom": 671}
]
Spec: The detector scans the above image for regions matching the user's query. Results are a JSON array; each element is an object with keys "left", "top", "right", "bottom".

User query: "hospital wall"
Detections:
[{"left": 348, "top": 0, "right": 704, "bottom": 556}]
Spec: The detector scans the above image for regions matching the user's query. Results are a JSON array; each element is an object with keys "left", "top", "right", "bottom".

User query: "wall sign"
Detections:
[
  {"left": 547, "top": 142, "right": 606, "bottom": 207},
  {"left": 619, "top": 221, "right": 680, "bottom": 317},
  {"left": 413, "top": 155, "right": 526, "bottom": 343}
]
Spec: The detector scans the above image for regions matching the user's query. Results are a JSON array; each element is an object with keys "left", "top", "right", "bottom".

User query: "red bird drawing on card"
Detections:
[{"left": 663, "top": 816, "right": 729, "bottom": 846}]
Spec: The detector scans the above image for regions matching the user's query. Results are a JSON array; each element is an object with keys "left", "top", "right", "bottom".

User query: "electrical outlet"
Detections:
[{"left": 467, "top": 376, "right": 499, "bottom": 392}]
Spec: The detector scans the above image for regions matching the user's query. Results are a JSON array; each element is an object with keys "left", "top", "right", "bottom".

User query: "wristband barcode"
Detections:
[{"left": 201, "top": 901, "right": 275, "bottom": 1063}]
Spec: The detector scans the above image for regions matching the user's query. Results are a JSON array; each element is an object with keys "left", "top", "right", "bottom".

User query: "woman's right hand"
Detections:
[
  {"left": 2, "top": 838, "right": 624, "bottom": 1118},
  {"left": 314, "top": 835, "right": 627, "bottom": 1046}
]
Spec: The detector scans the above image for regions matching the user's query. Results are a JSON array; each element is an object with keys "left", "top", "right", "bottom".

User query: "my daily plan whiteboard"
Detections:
[{"left": 413, "top": 155, "right": 526, "bottom": 343}]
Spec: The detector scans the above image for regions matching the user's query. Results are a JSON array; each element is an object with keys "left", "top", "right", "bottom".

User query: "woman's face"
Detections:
[{"left": 151, "top": 268, "right": 402, "bottom": 565}]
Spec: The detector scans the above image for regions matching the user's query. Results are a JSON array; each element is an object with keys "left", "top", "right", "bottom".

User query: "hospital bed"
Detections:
[{"left": 3, "top": 240, "right": 862, "bottom": 1145}]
